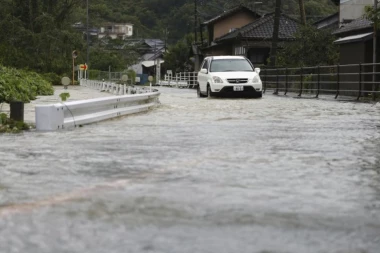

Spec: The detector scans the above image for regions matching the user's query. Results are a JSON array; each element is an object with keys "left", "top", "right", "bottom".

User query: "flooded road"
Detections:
[{"left": 1, "top": 87, "right": 380, "bottom": 253}]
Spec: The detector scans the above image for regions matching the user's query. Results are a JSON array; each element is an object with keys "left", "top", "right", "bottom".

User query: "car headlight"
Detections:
[
  {"left": 252, "top": 76, "right": 261, "bottom": 83},
  {"left": 212, "top": 76, "right": 223, "bottom": 83}
]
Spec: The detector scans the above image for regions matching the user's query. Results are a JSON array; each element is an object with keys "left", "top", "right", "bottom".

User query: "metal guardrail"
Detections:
[
  {"left": 261, "top": 63, "right": 380, "bottom": 100},
  {"left": 35, "top": 79, "right": 160, "bottom": 131}
]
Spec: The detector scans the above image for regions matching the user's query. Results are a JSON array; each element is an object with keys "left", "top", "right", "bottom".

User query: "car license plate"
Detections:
[{"left": 233, "top": 85, "right": 244, "bottom": 91}]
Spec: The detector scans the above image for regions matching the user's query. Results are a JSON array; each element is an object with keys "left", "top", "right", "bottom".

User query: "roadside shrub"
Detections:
[
  {"left": 42, "top": 72, "right": 62, "bottom": 86},
  {"left": 126, "top": 69, "right": 136, "bottom": 84},
  {"left": 0, "top": 65, "right": 54, "bottom": 103}
]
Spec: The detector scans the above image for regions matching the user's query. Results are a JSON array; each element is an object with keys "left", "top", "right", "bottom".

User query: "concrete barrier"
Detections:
[{"left": 35, "top": 91, "right": 160, "bottom": 131}]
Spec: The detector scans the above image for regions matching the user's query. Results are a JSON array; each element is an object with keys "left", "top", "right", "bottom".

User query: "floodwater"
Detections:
[{"left": 1, "top": 87, "right": 380, "bottom": 253}]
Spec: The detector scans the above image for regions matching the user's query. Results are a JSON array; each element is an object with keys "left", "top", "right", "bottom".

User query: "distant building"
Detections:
[
  {"left": 98, "top": 23, "right": 133, "bottom": 40},
  {"left": 202, "top": 5, "right": 261, "bottom": 47},
  {"left": 332, "top": 0, "right": 377, "bottom": 94},
  {"left": 339, "top": 0, "right": 373, "bottom": 25},
  {"left": 332, "top": 0, "right": 376, "bottom": 66},
  {"left": 127, "top": 39, "right": 166, "bottom": 83},
  {"left": 199, "top": 5, "right": 300, "bottom": 66}
]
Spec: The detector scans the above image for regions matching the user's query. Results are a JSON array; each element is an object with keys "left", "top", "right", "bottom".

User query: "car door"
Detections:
[{"left": 198, "top": 59, "right": 209, "bottom": 93}]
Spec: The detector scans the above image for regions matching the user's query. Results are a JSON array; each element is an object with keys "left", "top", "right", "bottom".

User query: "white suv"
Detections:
[{"left": 197, "top": 56, "right": 262, "bottom": 98}]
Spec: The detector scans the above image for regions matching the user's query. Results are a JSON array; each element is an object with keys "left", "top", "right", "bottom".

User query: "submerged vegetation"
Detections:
[{"left": 0, "top": 113, "right": 32, "bottom": 133}]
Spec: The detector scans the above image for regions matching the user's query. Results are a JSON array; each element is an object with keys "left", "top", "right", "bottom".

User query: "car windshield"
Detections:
[{"left": 210, "top": 59, "right": 254, "bottom": 72}]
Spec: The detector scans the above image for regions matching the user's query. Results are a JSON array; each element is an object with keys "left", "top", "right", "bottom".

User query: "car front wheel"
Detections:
[{"left": 207, "top": 85, "right": 213, "bottom": 98}]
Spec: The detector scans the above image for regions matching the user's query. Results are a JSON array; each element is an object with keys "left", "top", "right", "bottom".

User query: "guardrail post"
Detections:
[
  {"left": 273, "top": 68, "right": 279, "bottom": 95},
  {"left": 298, "top": 67, "right": 303, "bottom": 97},
  {"left": 10, "top": 101, "right": 24, "bottom": 122},
  {"left": 335, "top": 64, "right": 340, "bottom": 99},
  {"left": 316, "top": 66, "right": 320, "bottom": 98},
  {"left": 357, "top": 63, "right": 362, "bottom": 100},
  {"left": 284, "top": 68, "right": 288, "bottom": 95}
]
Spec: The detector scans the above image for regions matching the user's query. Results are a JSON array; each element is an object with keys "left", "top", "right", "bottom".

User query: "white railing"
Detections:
[
  {"left": 159, "top": 72, "right": 198, "bottom": 88},
  {"left": 80, "top": 79, "right": 154, "bottom": 94}
]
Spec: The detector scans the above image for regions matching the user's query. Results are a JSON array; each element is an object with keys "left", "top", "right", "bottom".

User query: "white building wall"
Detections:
[
  {"left": 98, "top": 24, "right": 133, "bottom": 39},
  {"left": 340, "top": 0, "right": 374, "bottom": 23}
]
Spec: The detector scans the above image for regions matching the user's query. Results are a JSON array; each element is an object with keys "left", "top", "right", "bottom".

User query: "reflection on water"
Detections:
[{"left": 0, "top": 87, "right": 380, "bottom": 253}]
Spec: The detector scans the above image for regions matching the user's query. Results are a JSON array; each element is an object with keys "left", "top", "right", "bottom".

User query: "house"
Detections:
[
  {"left": 332, "top": 0, "right": 377, "bottom": 65},
  {"left": 338, "top": 0, "right": 374, "bottom": 24},
  {"left": 127, "top": 39, "right": 166, "bottom": 84},
  {"left": 201, "top": 11, "right": 300, "bottom": 66},
  {"left": 98, "top": 23, "right": 133, "bottom": 40},
  {"left": 202, "top": 5, "right": 261, "bottom": 47},
  {"left": 331, "top": 0, "right": 378, "bottom": 94}
]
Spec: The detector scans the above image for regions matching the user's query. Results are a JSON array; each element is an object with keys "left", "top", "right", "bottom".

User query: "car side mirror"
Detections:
[
  {"left": 200, "top": 68, "right": 208, "bottom": 74},
  {"left": 254, "top": 68, "right": 261, "bottom": 74}
]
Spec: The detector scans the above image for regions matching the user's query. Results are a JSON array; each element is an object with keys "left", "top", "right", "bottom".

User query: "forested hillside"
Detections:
[
  {"left": 81, "top": 0, "right": 338, "bottom": 44},
  {"left": 0, "top": 0, "right": 338, "bottom": 75}
]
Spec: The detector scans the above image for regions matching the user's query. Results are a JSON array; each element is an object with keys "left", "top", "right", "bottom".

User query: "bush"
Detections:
[
  {"left": 42, "top": 72, "right": 62, "bottom": 86},
  {"left": 126, "top": 69, "right": 137, "bottom": 84},
  {"left": 0, "top": 65, "right": 54, "bottom": 103}
]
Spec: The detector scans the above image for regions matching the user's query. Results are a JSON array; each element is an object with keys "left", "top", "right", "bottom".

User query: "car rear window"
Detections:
[{"left": 210, "top": 59, "right": 254, "bottom": 72}]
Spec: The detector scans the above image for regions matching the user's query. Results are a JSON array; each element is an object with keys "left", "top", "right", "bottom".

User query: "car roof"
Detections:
[{"left": 206, "top": 55, "right": 246, "bottom": 60}]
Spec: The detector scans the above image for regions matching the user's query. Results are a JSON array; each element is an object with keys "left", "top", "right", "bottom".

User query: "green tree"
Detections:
[
  {"left": 0, "top": 0, "right": 84, "bottom": 74},
  {"left": 276, "top": 25, "right": 339, "bottom": 67},
  {"left": 163, "top": 34, "right": 195, "bottom": 73}
]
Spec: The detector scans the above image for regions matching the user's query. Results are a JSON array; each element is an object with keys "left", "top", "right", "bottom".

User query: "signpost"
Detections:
[
  {"left": 80, "top": 63, "right": 88, "bottom": 80},
  {"left": 61, "top": 76, "right": 71, "bottom": 90},
  {"left": 79, "top": 64, "right": 88, "bottom": 71},
  {"left": 121, "top": 75, "right": 128, "bottom": 82}
]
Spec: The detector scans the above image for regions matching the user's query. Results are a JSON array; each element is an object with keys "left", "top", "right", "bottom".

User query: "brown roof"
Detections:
[
  {"left": 215, "top": 13, "right": 300, "bottom": 42},
  {"left": 202, "top": 5, "right": 260, "bottom": 26}
]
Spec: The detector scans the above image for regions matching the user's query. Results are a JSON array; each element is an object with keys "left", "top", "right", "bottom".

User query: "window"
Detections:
[
  {"left": 210, "top": 59, "right": 253, "bottom": 72},
  {"left": 248, "top": 48, "right": 270, "bottom": 64},
  {"left": 201, "top": 59, "right": 209, "bottom": 70},
  {"left": 234, "top": 46, "right": 246, "bottom": 55}
]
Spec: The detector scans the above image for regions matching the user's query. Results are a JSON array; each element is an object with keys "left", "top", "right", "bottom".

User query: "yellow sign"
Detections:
[{"left": 79, "top": 64, "right": 88, "bottom": 70}]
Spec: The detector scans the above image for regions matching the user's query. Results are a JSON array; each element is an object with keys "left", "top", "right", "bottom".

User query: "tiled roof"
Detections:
[
  {"left": 332, "top": 18, "right": 373, "bottom": 35},
  {"left": 215, "top": 13, "right": 300, "bottom": 42},
  {"left": 313, "top": 12, "right": 339, "bottom": 30},
  {"left": 202, "top": 5, "right": 260, "bottom": 25},
  {"left": 144, "top": 39, "right": 165, "bottom": 48}
]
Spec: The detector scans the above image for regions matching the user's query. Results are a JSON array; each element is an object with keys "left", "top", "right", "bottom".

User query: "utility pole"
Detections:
[
  {"left": 373, "top": 0, "right": 378, "bottom": 101},
  {"left": 86, "top": 0, "right": 89, "bottom": 78},
  {"left": 270, "top": 0, "right": 282, "bottom": 67},
  {"left": 298, "top": 0, "right": 306, "bottom": 25},
  {"left": 194, "top": 0, "right": 198, "bottom": 42},
  {"left": 270, "top": 0, "right": 282, "bottom": 95}
]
